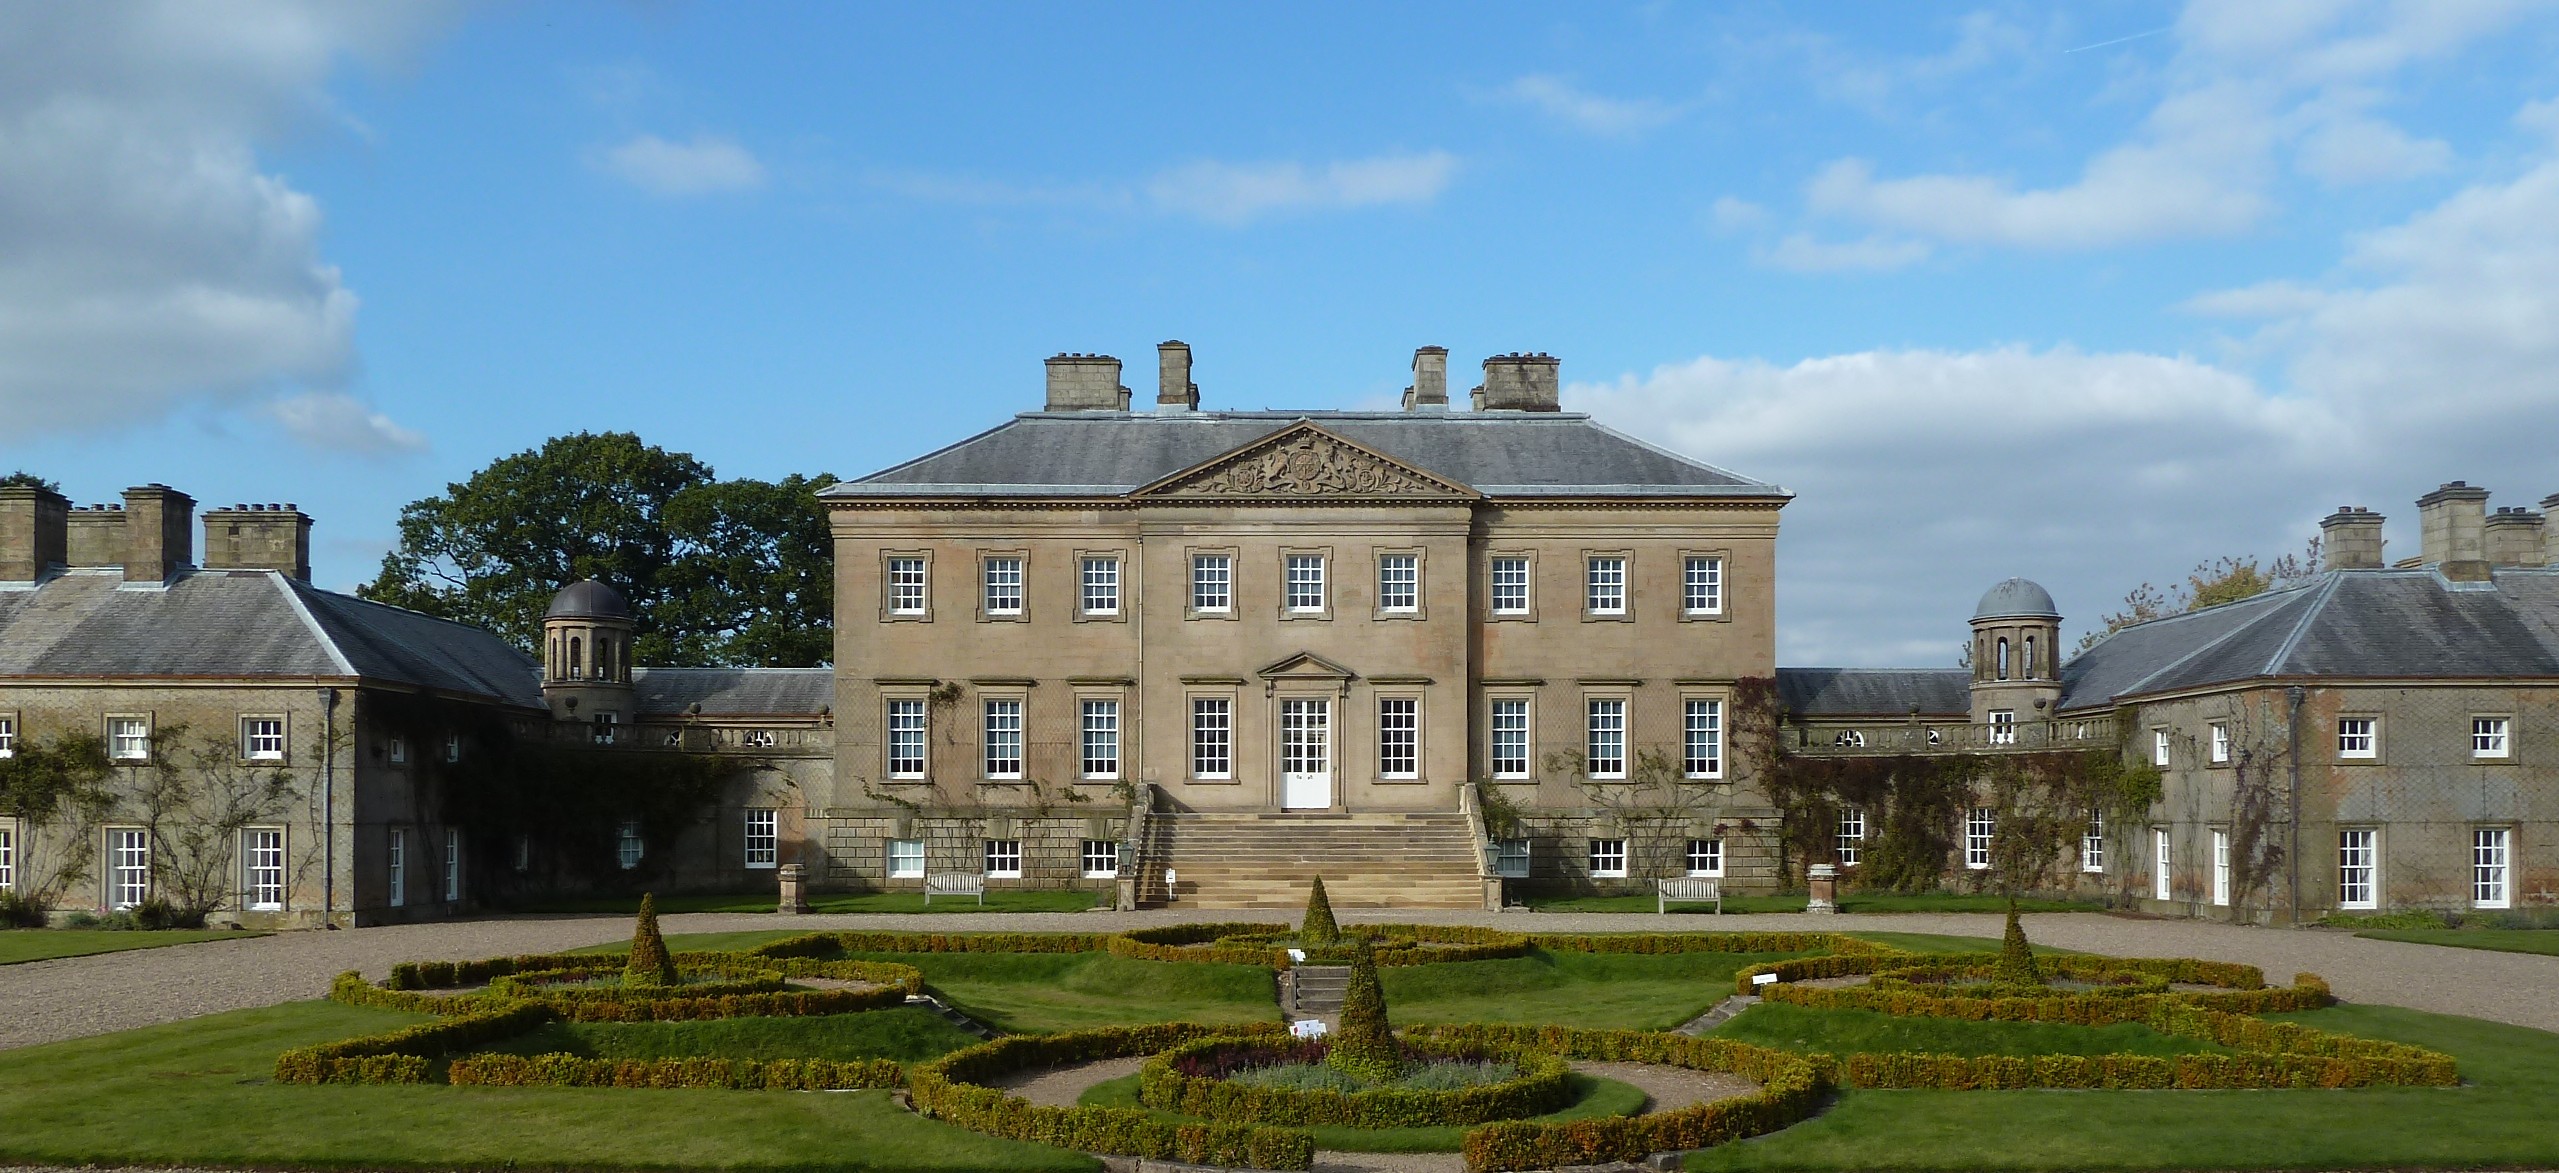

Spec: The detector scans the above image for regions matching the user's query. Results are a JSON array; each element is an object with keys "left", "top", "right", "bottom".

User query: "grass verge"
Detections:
[
  {"left": 2355, "top": 927, "right": 2559, "bottom": 957},
  {"left": 1078, "top": 1071, "right": 1649, "bottom": 1152},
  {"left": 509, "top": 889, "right": 1111, "bottom": 915},
  {"left": 1689, "top": 1004, "right": 2559, "bottom": 1172},
  {"left": 1714, "top": 1001, "right": 2225, "bottom": 1059},
  {"left": 0, "top": 1000, "right": 1092, "bottom": 1173},
  {"left": 0, "top": 928, "right": 265, "bottom": 965},
  {"left": 1523, "top": 891, "right": 2104, "bottom": 915},
  {"left": 472, "top": 1006, "right": 982, "bottom": 1063},
  {"left": 1380, "top": 947, "right": 1809, "bottom": 1030}
]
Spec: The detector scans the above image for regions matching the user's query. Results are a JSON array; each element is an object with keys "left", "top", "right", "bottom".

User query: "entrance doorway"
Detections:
[{"left": 1280, "top": 698, "right": 1332, "bottom": 809}]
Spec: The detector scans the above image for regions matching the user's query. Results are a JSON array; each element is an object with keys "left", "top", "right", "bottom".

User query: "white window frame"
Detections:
[
  {"left": 1376, "top": 554, "right": 1419, "bottom": 613},
  {"left": 1080, "top": 556, "right": 1121, "bottom": 616},
  {"left": 2472, "top": 716, "right": 2511, "bottom": 760},
  {"left": 1190, "top": 697, "right": 1232, "bottom": 780},
  {"left": 0, "top": 819, "right": 14, "bottom": 893},
  {"left": 2082, "top": 810, "right": 2106, "bottom": 873},
  {"left": 1376, "top": 697, "right": 1419, "bottom": 779},
  {"left": 108, "top": 716, "right": 151, "bottom": 762},
  {"left": 982, "top": 699, "right": 1024, "bottom": 780},
  {"left": 744, "top": 808, "right": 779, "bottom": 869},
  {"left": 2210, "top": 828, "right": 2231, "bottom": 907},
  {"left": 1964, "top": 807, "right": 1994, "bottom": 869},
  {"left": 239, "top": 717, "right": 286, "bottom": 762},
  {"left": 245, "top": 827, "right": 285, "bottom": 911},
  {"left": 1682, "top": 556, "right": 1724, "bottom": 616},
  {"left": 1584, "top": 556, "right": 1626, "bottom": 615},
  {"left": 1190, "top": 553, "right": 1231, "bottom": 613},
  {"left": 982, "top": 556, "right": 1024, "bottom": 616},
  {"left": 1988, "top": 709, "right": 2015, "bottom": 746},
  {"left": 1081, "top": 839, "right": 1120, "bottom": 879},
  {"left": 984, "top": 839, "right": 1023, "bottom": 879},
  {"left": 109, "top": 828, "right": 149, "bottom": 910},
  {"left": 2473, "top": 827, "right": 2510, "bottom": 910},
  {"left": 0, "top": 713, "right": 15, "bottom": 760},
  {"left": 2338, "top": 828, "right": 2378, "bottom": 909},
  {"left": 1683, "top": 699, "right": 1723, "bottom": 779},
  {"left": 2337, "top": 717, "right": 2378, "bottom": 760},
  {"left": 1284, "top": 554, "right": 1326, "bottom": 613},
  {"left": 1493, "top": 837, "right": 1530, "bottom": 879},
  {"left": 886, "top": 838, "right": 925, "bottom": 879},
  {"left": 1490, "top": 698, "right": 1531, "bottom": 779},
  {"left": 1080, "top": 699, "right": 1121, "bottom": 780},
  {"left": 1584, "top": 698, "right": 1626, "bottom": 779},
  {"left": 1489, "top": 556, "right": 1531, "bottom": 615},
  {"left": 887, "top": 557, "right": 929, "bottom": 615},
  {"left": 2151, "top": 728, "right": 2170, "bottom": 767},
  {"left": 387, "top": 827, "right": 407, "bottom": 908},
  {"left": 2208, "top": 721, "right": 2231, "bottom": 764},
  {"left": 1837, "top": 807, "right": 1865, "bottom": 867},
  {"left": 1588, "top": 838, "right": 1628, "bottom": 879},
  {"left": 617, "top": 820, "right": 643, "bottom": 871},
  {"left": 591, "top": 711, "right": 618, "bottom": 745},
  {"left": 2153, "top": 828, "right": 2172, "bottom": 902},
  {"left": 387, "top": 736, "right": 405, "bottom": 764},
  {"left": 1685, "top": 837, "right": 1724, "bottom": 878},
  {"left": 886, "top": 699, "right": 928, "bottom": 778}
]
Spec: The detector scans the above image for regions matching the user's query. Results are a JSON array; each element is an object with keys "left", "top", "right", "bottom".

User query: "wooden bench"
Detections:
[
  {"left": 923, "top": 872, "right": 985, "bottom": 906},
  {"left": 1656, "top": 876, "right": 1722, "bottom": 914}
]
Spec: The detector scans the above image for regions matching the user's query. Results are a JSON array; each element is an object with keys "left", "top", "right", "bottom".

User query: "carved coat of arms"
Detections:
[{"left": 1149, "top": 429, "right": 1468, "bottom": 499}]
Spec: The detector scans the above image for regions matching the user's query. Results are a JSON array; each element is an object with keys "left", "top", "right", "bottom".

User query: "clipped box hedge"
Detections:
[
  {"left": 1136, "top": 1035, "right": 1574, "bottom": 1128},
  {"left": 1530, "top": 931, "right": 1887, "bottom": 957},
  {"left": 1108, "top": 922, "right": 1294, "bottom": 966},
  {"left": 748, "top": 930, "right": 1117, "bottom": 959},
  {"left": 275, "top": 998, "right": 553, "bottom": 1085},
  {"left": 449, "top": 1053, "right": 902, "bottom": 1091},
  {"left": 910, "top": 1022, "right": 1315, "bottom": 1171}
]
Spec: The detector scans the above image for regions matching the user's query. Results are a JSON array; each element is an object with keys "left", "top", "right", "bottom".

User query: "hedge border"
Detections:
[
  {"left": 1531, "top": 931, "right": 1889, "bottom": 957},
  {"left": 750, "top": 930, "right": 1118, "bottom": 958},
  {"left": 1401, "top": 1025, "right": 1829, "bottom": 1173},
  {"left": 276, "top": 996, "right": 553, "bottom": 1084},
  {"left": 449, "top": 1052, "right": 903, "bottom": 1091},
  {"left": 910, "top": 1022, "right": 1316, "bottom": 1171},
  {"left": 1136, "top": 1034, "right": 1575, "bottom": 1128},
  {"left": 337, "top": 957, "right": 926, "bottom": 1023},
  {"left": 1109, "top": 922, "right": 1295, "bottom": 966}
]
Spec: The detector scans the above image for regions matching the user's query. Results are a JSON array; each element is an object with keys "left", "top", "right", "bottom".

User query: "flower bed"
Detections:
[
  {"left": 909, "top": 1022, "right": 1316, "bottom": 1170},
  {"left": 1136, "top": 1035, "right": 1574, "bottom": 1128}
]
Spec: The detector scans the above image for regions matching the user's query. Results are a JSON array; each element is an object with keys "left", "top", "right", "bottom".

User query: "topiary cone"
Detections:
[
  {"left": 1325, "top": 938, "right": 1399, "bottom": 1084},
  {"left": 1994, "top": 905, "right": 2043, "bottom": 986},
  {"left": 625, "top": 892, "right": 680, "bottom": 988},
  {"left": 1301, "top": 876, "right": 1340, "bottom": 946}
]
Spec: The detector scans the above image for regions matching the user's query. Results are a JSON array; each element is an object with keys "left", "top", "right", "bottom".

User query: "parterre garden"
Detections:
[{"left": 2, "top": 890, "right": 2557, "bottom": 1173}]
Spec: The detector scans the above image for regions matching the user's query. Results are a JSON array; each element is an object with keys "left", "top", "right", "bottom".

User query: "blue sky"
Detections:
[{"left": 7, "top": 2, "right": 2559, "bottom": 664}]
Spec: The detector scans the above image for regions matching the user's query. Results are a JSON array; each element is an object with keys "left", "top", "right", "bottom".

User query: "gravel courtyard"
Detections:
[{"left": 4, "top": 908, "right": 2554, "bottom": 1051}]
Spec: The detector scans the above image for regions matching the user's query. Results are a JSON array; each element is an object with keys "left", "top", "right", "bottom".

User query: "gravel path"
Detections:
[
  {"left": 4, "top": 908, "right": 2556, "bottom": 1052},
  {"left": 983, "top": 1055, "right": 1145, "bottom": 1107}
]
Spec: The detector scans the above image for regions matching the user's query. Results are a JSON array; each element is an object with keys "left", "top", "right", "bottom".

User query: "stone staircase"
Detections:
[
  {"left": 1153, "top": 811, "right": 1486, "bottom": 909},
  {"left": 1280, "top": 965, "right": 1349, "bottom": 1029}
]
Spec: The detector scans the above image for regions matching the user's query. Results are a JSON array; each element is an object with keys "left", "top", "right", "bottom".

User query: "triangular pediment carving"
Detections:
[
  {"left": 1133, "top": 422, "right": 1477, "bottom": 501},
  {"left": 1256, "top": 650, "right": 1356, "bottom": 681}
]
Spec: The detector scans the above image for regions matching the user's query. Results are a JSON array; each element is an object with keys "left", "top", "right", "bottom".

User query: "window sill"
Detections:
[
  {"left": 1679, "top": 610, "right": 1728, "bottom": 622},
  {"left": 1583, "top": 612, "right": 1631, "bottom": 622},
  {"left": 745, "top": 862, "right": 779, "bottom": 870}
]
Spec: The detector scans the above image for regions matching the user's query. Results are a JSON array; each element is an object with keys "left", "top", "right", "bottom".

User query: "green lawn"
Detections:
[
  {"left": 1716, "top": 1001, "right": 2224, "bottom": 1059},
  {"left": 1379, "top": 947, "right": 1808, "bottom": 1030},
  {"left": 512, "top": 890, "right": 1111, "bottom": 915},
  {"left": 1078, "top": 1071, "right": 1649, "bottom": 1152},
  {"left": 2356, "top": 927, "right": 2559, "bottom": 957},
  {"left": 1691, "top": 1004, "right": 2559, "bottom": 1172},
  {"left": 1523, "top": 891, "right": 2104, "bottom": 915},
  {"left": 0, "top": 928, "right": 266, "bottom": 965},
  {"left": 0, "top": 1000, "right": 1092, "bottom": 1173},
  {"left": 1840, "top": 931, "right": 2013, "bottom": 955},
  {"left": 476, "top": 1007, "right": 982, "bottom": 1064}
]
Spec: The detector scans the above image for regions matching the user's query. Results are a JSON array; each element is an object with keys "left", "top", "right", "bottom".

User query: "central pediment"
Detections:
[{"left": 1131, "top": 422, "right": 1478, "bottom": 502}]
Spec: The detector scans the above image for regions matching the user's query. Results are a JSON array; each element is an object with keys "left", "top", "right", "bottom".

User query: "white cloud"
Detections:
[
  {"left": 1144, "top": 151, "right": 1458, "bottom": 225},
  {"left": 1760, "top": 232, "right": 1932, "bottom": 272},
  {"left": 592, "top": 133, "right": 767, "bottom": 196},
  {"left": 1708, "top": 197, "right": 1768, "bottom": 232},
  {"left": 1499, "top": 74, "right": 1678, "bottom": 136},
  {"left": 2516, "top": 95, "right": 2559, "bottom": 138},
  {"left": 2295, "top": 117, "right": 2452, "bottom": 184},
  {"left": 0, "top": 2, "right": 452, "bottom": 437},
  {"left": 263, "top": 390, "right": 428, "bottom": 453}
]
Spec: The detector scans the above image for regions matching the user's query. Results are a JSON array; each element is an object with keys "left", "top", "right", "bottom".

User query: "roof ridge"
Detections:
[
  {"left": 1572, "top": 416, "right": 1787, "bottom": 495},
  {"left": 2113, "top": 589, "right": 2314, "bottom": 699},
  {"left": 2259, "top": 572, "right": 2347, "bottom": 677},
  {"left": 847, "top": 414, "right": 1022, "bottom": 486},
  {"left": 272, "top": 573, "right": 358, "bottom": 677}
]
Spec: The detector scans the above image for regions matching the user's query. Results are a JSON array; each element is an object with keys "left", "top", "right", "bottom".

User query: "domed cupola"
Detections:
[
  {"left": 1968, "top": 578, "right": 2063, "bottom": 728},
  {"left": 541, "top": 579, "right": 636, "bottom": 735}
]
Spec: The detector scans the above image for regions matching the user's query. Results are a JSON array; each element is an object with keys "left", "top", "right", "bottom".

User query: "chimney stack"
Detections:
[
  {"left": 66, "top": 504, "right": 125, "bottom": 567},
  {"left": 120, "top": 484, "right": 194, "bottom": 585},
  {"left": 203, "top": 503, "right": 313, "bottom": 580},
  {"left": 1402, "top": 346, "right": 1449, "bottom": 411},
  {"left": 1475, "top": 352, "right": 1561, "bottom": 412},
  {"left": 2416, "top": 481, "right": 2492, "bottom": 581},
  {"left": 1043, "top": 353, "right": 1128, "bottom": 412},
  {"left": 1156, "top": 341, "right": 1198, "bottom": 412},
  {"left": 0, "top": 483, "right": 69, "bottom": 583},
  {"left": 2545, "top": 494, "right": 2559, "bottom": 568},
  {"left": 2485, "top": 506, "right": 2547, "bottom": 568},
  {"left": 2319, "top": 506, "right": 2386, "bottom": 571}
]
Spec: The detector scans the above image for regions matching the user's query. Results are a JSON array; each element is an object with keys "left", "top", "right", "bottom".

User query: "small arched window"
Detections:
[
  {"left": 568, "top": 636, "right": 584, "bottom": 680},
  {"left": 1996, "top": 637, "right": 2011, "bottom": 681},
  {"left": 595, "top": 636, "right": 612, "bottom": 682},
  {"left": 2023, "top": 635, "right": 2038, "bottom": 680},
  {"left": 549, "top": 635, "right": 561, "bottom": 680}
]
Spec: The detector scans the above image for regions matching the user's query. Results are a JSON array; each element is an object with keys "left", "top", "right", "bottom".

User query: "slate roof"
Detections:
[
  {"left": 1777, "top": 668, "right": 1971, "bottom": 717},
  {"left": 824, "top": 412, "right": 1786, "bottom": 499},
  {"left": 631, "top": 668, "right": 833, "bottom": 717},
  {"left": 2055, "top": 568, "right": 2559, "bottom": 711},
  {"left": 0, "top": 569, "right": 542, "bottom": 707}
]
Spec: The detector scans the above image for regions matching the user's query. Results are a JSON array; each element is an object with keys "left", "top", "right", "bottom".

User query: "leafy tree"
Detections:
[
  {"left": 0, "top": 471, "right": 60, "bottom": 493},
  {"left": 659, "top": 473, "right": 836, "bottom": 667},
  {"left": 0, "top": 731, "right": 115, "bottom": 906},
  {"left": 2078, "top": 538, "right": 2321, "bottom": 653}
]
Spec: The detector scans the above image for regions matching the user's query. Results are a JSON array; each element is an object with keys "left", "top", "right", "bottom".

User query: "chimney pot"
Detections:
[
  {"left": 1155, "top": 340, "right": 1198, "bottom": 413},
  {"left": 1403, "top": 346, "right": 1450, "bottom": 411}
]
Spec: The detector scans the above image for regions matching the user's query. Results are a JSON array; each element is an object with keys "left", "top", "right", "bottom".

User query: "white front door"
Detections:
[{"left": 1281, "top": 698, "right": 1332, "bottom": 809}]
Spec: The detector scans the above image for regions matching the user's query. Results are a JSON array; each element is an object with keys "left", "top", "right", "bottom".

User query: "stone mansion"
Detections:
[{"left": 2, "top": 344, "right": 2554, "bottom": 924}]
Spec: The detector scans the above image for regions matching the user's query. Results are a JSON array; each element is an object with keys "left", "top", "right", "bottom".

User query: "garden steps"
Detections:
[
  {"left": 1279, "top": 964, "right": 1349, "bottom": 1028},
  {"left": 1675, "top": 994, "right": 1758, "bottom": 1036},
  {"left": 1154, "top": 811, "right": 1485, "bottom": 909},
  {"left": 905, "top": 992, "right": 999, "bottom": 1039}
]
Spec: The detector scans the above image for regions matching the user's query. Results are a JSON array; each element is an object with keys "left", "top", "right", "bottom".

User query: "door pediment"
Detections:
[
  {"left": 1257, "top": 650, "right": 1355, "bottom": 695},
  {"left": 1131, "top": 421, "right": 1478, "bottom": 502}
]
